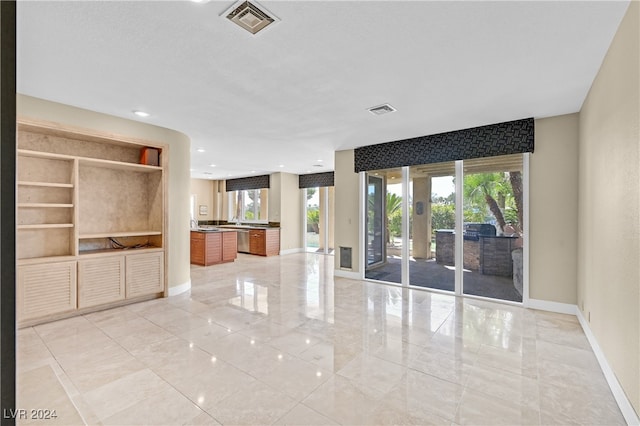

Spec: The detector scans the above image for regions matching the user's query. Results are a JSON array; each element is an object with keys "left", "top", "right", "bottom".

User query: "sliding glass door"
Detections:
[
  {"left": 365, "top": 169, "right": 404, "bottom": 284},
  {"left": 304, "top": 186, "right": 334, "bottom": 254},
  {"left": 363, "top": 154, "right": 526, "bottom": 303},
  {"left": 366, "top": 174, "right": 385, "bottom": 268},
  {"left": 462, "top": 155, "right": 524, "bottom": 302},
  {"left": 408, "top": 162, "right": 457, "bottom": 292}
]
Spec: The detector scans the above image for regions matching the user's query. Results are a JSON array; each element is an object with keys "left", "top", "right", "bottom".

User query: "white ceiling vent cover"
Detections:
[
  {"left": 223, "top": 1, "right": 278, "bottom": 35},
  {"left": 368, "top": 104, "right": 397, "bottom": 116}
]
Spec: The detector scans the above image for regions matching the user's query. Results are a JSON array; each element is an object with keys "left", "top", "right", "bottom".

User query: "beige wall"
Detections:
[
  {"left": 334, "top": 149, "right": 360, "bottom": 272},
  {"left": 530, "top": 114, "right": 579, "bottom": 303},
  {"left": 190, "top": 179, "right": 214, "bottom": 221},
  {"left": 17, "top": 94, "right": 192, "bottom": 290},
  {"left": 277, "top": 172, "right": 302, "bottom": 252},
  {"left": 578, "top": 1, "right": 640, "bottom": 413},
  {"left": 268, "top": 172, "right": 302, "bottom": 251},
  {"left": 190, "top": 179, "right": 225, "bottom": 221},
  {"left": 268, "top": 173, "right": 282, "bottom": 223}
]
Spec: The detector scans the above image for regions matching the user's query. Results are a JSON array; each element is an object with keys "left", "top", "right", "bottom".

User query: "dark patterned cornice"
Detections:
[{"left": 354, "top": 118, "right": 534, "bottom": 172}]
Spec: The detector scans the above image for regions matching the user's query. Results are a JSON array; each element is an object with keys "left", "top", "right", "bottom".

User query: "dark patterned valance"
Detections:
[
  {"left": 354, "top": 118, "right": 534, "bottom": 172},
  {"left": 226, "top": 174, "right": 270, "bottom": 192},
  {"left": 299, "top": 172, "right": 334, "bottom": 188}
]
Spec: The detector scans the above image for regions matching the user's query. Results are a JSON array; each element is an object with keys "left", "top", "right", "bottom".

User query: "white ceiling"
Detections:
[{"left": 17, "top": 1, "right": 629, "bottom": 180}]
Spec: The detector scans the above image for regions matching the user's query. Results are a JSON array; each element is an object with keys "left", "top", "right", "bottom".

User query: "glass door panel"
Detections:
[
  {"left": 305, "top": 187, "right": 320, "bottom": 252},
  {"left": 365, "top": 169, "right": 403, "bottom": 284},
  {"left": 462, "top": 154, "right": 524, "bottom": 302},
  {"left": 366, "top": 174, "right": 385, "bottom": 267},
  {"left": 305, "top": 186, "right": 334, "bottom": 254},
  {"left": 408, "top": 162, "right": 456, "bottom": 292}
]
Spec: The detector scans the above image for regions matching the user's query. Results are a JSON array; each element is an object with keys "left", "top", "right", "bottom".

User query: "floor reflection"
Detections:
[{"left": 16, "top": 252, "right": 624, "bottom": 425}]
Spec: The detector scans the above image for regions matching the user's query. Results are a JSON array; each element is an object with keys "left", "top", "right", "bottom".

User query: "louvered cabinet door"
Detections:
[
  {"left": 78, "top": 256, "right": 125, "bottom": 308},
  {"left": 17, "top": 261, "right": 77, "bottom": 322},
  {"left": 126, "top": 252, "right": 164, "bottom": 298}
]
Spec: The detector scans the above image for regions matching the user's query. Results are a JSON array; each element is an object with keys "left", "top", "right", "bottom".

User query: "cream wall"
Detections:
[
  {"left": 268, "top": 172, "right": 282, "bottom": 224},
  {"left": 17, "top": 94, "right": 192, "bottom": 291},
  {"left": 268, "top": 172, "right": 302, "bottom": 252},
  {"left": 578, "top": 1, "right": 640, "bottom": 413},
  {"left": 278, "top": 173, "right": 303, "bottom": 252},
  {"left": 529, "top": 114, "right": 579, "bottom": 304},
  {"left": 190, "top": 178, "right": 214, "bottom": 221},
  {"left": 190, "top": 179, "right": 226, "bottom": 221},
  {"left": 334, "top": 149, "right": 360, "bottom": 273}
]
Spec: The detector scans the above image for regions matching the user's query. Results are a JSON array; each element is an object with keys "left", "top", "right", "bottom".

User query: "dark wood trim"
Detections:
[{"left": 1, "top": 1, "right": 17, "bottom": 424}]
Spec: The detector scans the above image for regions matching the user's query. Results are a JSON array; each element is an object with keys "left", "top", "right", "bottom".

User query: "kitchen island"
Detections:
[{"left": 190, "top": 229, "right": 237, "bottom": 266}]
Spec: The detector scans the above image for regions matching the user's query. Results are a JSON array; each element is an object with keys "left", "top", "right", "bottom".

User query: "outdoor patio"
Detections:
[{"left": 365, "top": 256, "right": 522, "bottom": 302}]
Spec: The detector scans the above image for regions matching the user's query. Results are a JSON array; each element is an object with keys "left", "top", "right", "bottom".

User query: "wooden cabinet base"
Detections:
[
  {"left": 249, "top": 228, "right": 280, "bottom": 256},
  {"left": 190, "top": 231, "right": 237, "bottom": 266}
]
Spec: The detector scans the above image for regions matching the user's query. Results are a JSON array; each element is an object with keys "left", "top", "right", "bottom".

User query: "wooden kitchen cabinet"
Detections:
[
  {"left": 190, "top": 231, "right": 237, "bottom": 266},
  {"left": 249, "top": 228, "right": 280, "bottom": 256},
  {"left": 190, "top": 231, "right": 205, "bottom": 265},
  {"left": 222, "top": 231, "right": 238, "bottom": 262}
]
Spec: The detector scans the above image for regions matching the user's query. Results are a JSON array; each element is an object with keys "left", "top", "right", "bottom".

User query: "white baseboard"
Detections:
[
  {"left": 168, "top": 279, "right": 191, "bottom": 296},
  {"left": 576, "top": 309, "right": 640, "bottom": 425},
  {"left": 527, "top": 298, "right": 639, "bottom": 424},
  {"left": 280, "top": 248, "right": 304, "bottom": 255},
  {"left": 527, "top": 298, "right": 577, "bottom": 315},
  {"left": 333, "top": 269, "right": 361, "bottom": 280}
]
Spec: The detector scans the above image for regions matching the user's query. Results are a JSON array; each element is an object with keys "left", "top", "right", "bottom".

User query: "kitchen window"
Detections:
[{"left": 228, "top": 189, "right": 268, "bottom": 223}]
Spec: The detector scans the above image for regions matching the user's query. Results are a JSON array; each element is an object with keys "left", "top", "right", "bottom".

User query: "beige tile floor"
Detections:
[{"left": 17, "top": 253, "right": 625, "bottom": 425}]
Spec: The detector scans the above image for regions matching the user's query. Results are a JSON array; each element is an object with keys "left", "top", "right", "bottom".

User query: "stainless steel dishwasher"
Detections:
[{"left": 237, "top": 229, "right": 250, "bottom": 253}]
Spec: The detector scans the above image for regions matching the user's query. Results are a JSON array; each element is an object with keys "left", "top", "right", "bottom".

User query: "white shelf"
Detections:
[
  {"left": 18, "top": 203, "right": 74, "bottom": 208},
  {"left": 18, "top": 255, "right": 77, "bottom": 266},
  {"left": 18, "top": 148, "right": 162, "bottom": 173},
  {"left": 17, "top": 149, "right": 75, "bottom": 161},
  {"left": 79, "top": 246, "right": 164, "bottom": 257},
  {"left": 18, "top": 224, "right": 74, "bottom": 230},
  {"left": 79, "top": 157, "right": 162, "bottom": 173},
  {"left": 18, "top": 181, "right": 74, "bottom": 188},
  {"left": 79, "top": 231, "right": 162, "bottom": 239}
]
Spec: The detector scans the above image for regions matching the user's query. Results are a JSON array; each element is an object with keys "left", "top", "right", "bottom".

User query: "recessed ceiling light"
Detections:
[
  {"left": 251, "top": 170, "right": 256, "bottom": 173},
  {"left": 209, "top": 164, "right": 216, "bottom": 167},
  {"left": 317, "top": 159, "right": 323, "bottom": 162},
  {"left": 196, "top": 148, "right": 205, "bottom": 153},
  {"left": 133, "top": 110, "right": 150, "bottom": 117},
  {"left": 367, "top": 103, "right": 396, "bottom": 116},
  {"left": 279, "top": 164, "right": 284, "bottom": 168}
]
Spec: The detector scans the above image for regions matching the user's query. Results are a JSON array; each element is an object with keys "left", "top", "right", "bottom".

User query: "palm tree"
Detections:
[
  {"left": 386, "top": 193, "right": 402, "bottom": 245},
  {"left": 463, "top": 173, "right": 509, "bottom": 234},
  {"left": 509, "top": 171, "right": 523, "bottom": 233},
  {"left": 463, "top": 171, "right": 524, "bottom": 235}
]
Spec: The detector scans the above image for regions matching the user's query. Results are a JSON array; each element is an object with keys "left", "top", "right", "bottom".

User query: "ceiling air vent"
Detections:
[
  {"left": 224, "top": 1, "right": 277, "bottom": 35},
  {"left": 368, "top": 103, "right": 396, "bottom": 116}
]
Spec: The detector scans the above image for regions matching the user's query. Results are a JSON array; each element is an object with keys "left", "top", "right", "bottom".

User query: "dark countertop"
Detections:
[
  {"left": 216, "top": 225, "right": 281, "bottom": 230},
  {"left": 190, "top": 228, "right": 237, "bottom": 233}
]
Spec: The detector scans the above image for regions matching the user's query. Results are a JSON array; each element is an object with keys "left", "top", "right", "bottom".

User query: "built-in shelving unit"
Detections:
[{"left": 16, "top": 119, "right": 168, "bottom": 327}]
